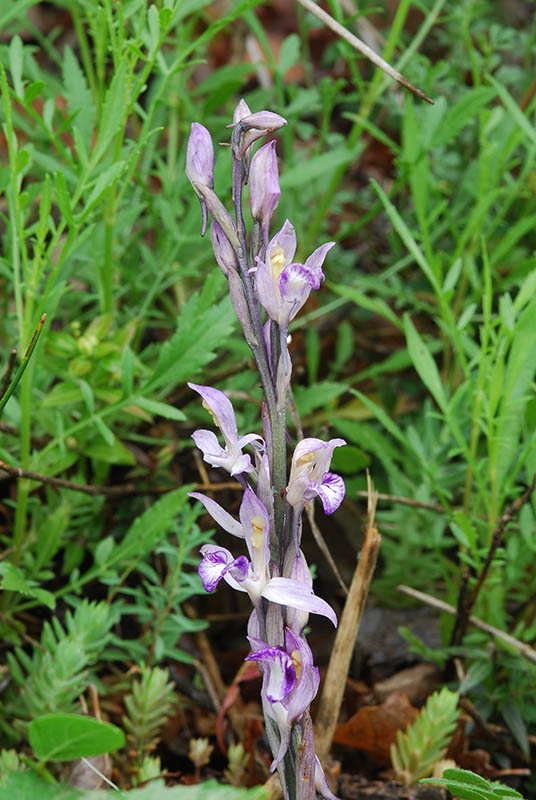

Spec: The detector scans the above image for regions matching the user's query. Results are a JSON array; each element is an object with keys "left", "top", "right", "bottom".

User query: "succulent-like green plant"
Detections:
[
  {"left": 390, "top": 687, "right": 460, "bottom": 785},
  {"left": 122, "top": 666, "right": 176, "bottom": 778}
]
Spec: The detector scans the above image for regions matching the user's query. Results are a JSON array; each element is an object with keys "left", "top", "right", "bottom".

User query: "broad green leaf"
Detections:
[
  {"left": 29, "top": 713, "right": 124, "bottom": 761},
  {"left": 404, "top": 315, "right": 447, "bottom": 412},
  {"left": 0, "top": 0, "right": 35, "bottom": 28},
  {"left": 81, "top": 160, "right": 127, "bottom": 216},
  {"left": 144, "top": 291, "right": 235, "bottom": 393},
  {"left": 92, "top": 61, "right": 127, "bottom": 164},
  {"left": 55, "top": 170, "right": 74, "bottom": 226},
  {"left": 84, "top": 438, "right": 135, "bottom": 465},
  {"left": 95, "top": 487, "right": 189, "bottom": 572},
  {"left": 451, "top": 511, "right": 477, "bottom": 553},
  {"left": 0, "top": 563, "right": 55, "bottom": 609},
  {"left": 281, "top": 145, "right": 361, "bottom": 189},
  {"left": 277, "top": 33, "right": 300, "bottom": 77},
  {"left": 293, "top": 381, "right": 347, "bottom": 416},
  {"left": 496, "top": 294, "right": 536, "bottom": 486},
  {"left": 371, "top": 178, "right": 440, "bottom": 293},
  {"left": 147, "top": 3, "right": 160, "bottom": 50},
  {"left": 431, "top": 87, "right": 495, "bottom": 147},
  {"left": 501, "top": 703, "right": 529, "bottom": 759},
  {"left": 329, "top": 281, "right": 403, "bottom": 329},
  {"left": 94, "top": 416, "right": 115, "bottom": 446},
  {"left": 62, "top": 46, "right": 94, "bottom": 150},
  {"left": 131, "top": 396, "right": 186, "bottom": 421},
  {"left": 488, "top": 75, "right": 536, "bottom": 146},
  {"left": 8, "top": 35, "right": 24, "bottom": 98}
]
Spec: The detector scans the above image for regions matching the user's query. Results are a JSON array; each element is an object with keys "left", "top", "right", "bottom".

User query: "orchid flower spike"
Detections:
[
  {"left": 191, "top": 488, "right": 338, "bottom": 626},
  {"left": 286, "top": 437, "right": 346, "bottom": 514},
  {"left": 255, "top": 220, "right": 335, "bottom": 327},
  {"left": 185, "top": 123, "right": 214, "bottom": 236},
  {"left": 246, "top": 629, "right": 320, "bottom": 772},
  {"left": 188, "top": 383, "right": 263, "bottom": 476}
]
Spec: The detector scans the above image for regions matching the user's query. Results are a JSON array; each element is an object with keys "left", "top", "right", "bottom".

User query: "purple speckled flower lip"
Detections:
[{"left": 186, "top": 100, "right": 344, "bottom": 800}]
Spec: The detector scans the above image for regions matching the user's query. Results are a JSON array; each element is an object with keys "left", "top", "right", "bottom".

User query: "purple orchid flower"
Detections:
[
  {"left": 255, "top": 220, "right": 335, "bottom": 327},
  {"left": 191, "top": 488, "right": 338, "bottom": 626},
  {"left": 286, "top": 438, "right": 346, "bottom": 514},
  {"left": 185, "top": 123, "right": 215, "bottom": 236},
  {"left": 246, "top": 628, "right": 320, "bottom": 772},
  {"left": 188, "top": 383, "right": 263, "bottom": 476}
]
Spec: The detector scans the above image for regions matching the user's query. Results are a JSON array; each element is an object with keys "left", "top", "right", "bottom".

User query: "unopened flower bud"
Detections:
[
  {"left": 250, "top": 140, "right": 280, "bottom": 243},
  {"left": 229, "top": 110, "right": 287, "bottom": 158},
  {"left": 210, "top": 220, "right": 238, "bottom": 277},
  {"left": 186, "top": 122, "right": 215, "bottom": 235}
]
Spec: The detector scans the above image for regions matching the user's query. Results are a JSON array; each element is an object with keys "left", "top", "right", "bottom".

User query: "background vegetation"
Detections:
[{"left": 0, "top": 0, "right": 535, "bottom": 796}]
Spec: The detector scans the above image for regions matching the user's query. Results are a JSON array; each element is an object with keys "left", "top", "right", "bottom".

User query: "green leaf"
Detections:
[
  {"left": 0, "top": 562, "right": 55, "bottom": 609},
  {"left": 431, "top": 87, "right": 495, "bottom": 147},
  {"left": 55, "top": 170, "right": 74, "bottom": 226},
  {"left": 293, "top": 381, "right": 347, "bottom": 416},
  {"left": 277, "top": 33, "right": 300, "bottom": 77},
  {"left": 29, "top": 713, "right": 124, "bottom": 761},
  {"left": 329, "top": 281, "right": 403, "bottom": 330},
  {"left": 62, "top": 46, "right": 94, "bottom": 151},
  {"left": 501, "top": 703, "right": 529, "bottom": 759},
  {"left": 94, "top": 416, "right": 115, "bottom": 446},
  {"left": 280, "top": 144, "right": 361, "bottom": 188},
  {"left": 451, "top": 511, "right": 478, "bottom": 553},
  {"left": 81, "top": 160, "right": 127, "bottom": 216},
  {"left": 92, "top": 61, "right": 127, "bottom": 164},
  {"left": 84, "top": 438, "right": 135, "bottom": 465},
  {"left": 404, "top": 314, "right": 447, "bottom": 412},
  {"left": 144, "top": 289, "right": 235, "bottom": 393},
  {"left": 8, "top": 34, "right": 24, "bottom": 98},
  {"left": 488, "top": 75, "right": 536, "bottom": 146},
  {"left": 0, "top": 772, "right": 269, "bottom": 799},
  {"left": 132, "top": 396, "right": 186, "bottom": 421},
  {"left": 95, "top": 488, "right": 189, "bottom": 572}
]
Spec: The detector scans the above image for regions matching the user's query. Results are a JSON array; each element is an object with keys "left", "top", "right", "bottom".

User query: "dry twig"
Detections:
[
  {"left": 314, "top": 472, "right": 381, "bottom": 763},
  {"left": 296, "top": 0, "right": 433, "bottom": 104},
  {"left": 397, "top": 584, "right": 536, "bottom": 666}
]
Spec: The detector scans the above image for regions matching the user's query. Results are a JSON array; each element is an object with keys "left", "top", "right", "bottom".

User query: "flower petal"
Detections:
[
  {"left": 262, "top": 578, "right": 338, "bottom": 627},
  {"left": 310, "top": 473, "right": 346, "bottom": 514},
  {"left": 245, "top": 645, "right": 296, "bottom": 703},
  {"left": 198, "top": 545, "right": 233, "bottom": 592},
  {"left": 189, "top": 492, "right": 244, "bottom": 538}
]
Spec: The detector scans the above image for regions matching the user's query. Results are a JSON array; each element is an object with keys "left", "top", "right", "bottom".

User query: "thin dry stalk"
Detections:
[
  {"left": 296, "top": 0, "right": 433, "bottom": 104},
  {"left": 314, "top": 472, "right": 381, "bottom": 763}
]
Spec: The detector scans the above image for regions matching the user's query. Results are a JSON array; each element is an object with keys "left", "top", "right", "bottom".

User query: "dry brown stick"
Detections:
[
  {"left": 314, "top": 472, "right": 381, "bottom": 763},
  {"left": 397, "top": 584, "right": 536, "bottom": 666},
  {"left": 0, "top": 458, "right": 243, "bottom": 496},
  {"left": 296, "top": 0, "right": 434, "bottom": 104},
  {"left": 0, "top": 459, "right": 141, "bottom": 495},
  {"left": 450, "top": 474, "right": 536, "bottom": 647},
  {"left": 355, "top": 489, "right": 444, "bottom": 513}
]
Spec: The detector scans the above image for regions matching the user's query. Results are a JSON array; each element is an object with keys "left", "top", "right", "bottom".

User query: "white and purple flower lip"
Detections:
[{"left": 286, "top": 437, "right": 346, "bottom": 514}]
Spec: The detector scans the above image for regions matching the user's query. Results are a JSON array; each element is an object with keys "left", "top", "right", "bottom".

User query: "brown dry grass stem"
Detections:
[{"left": 314, "top": 472, "right": 381, "bottom": 763}]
